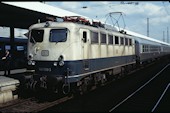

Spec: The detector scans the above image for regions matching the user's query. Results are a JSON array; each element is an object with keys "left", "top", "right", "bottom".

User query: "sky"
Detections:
[
  {"left": 0, "top": 1, "right": 170, "bottom": 42},
  {"left": 45, "top": 1, "right": 170, "bottom": 42}
]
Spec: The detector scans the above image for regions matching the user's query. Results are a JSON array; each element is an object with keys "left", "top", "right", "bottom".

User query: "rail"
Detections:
[{"left": 0, "top": 95, "right": 73, "bottom": 113}]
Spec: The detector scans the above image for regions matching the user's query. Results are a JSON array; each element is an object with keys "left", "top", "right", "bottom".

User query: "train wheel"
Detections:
[
  {"left": 80, "top": 82, "right": 87, "bottom": 95},
  {"left": 100, "top": 73, "right": 107, "bottom": 86},
  {"left": 73, "top": 79, "right": 89, "bottom": 96}
]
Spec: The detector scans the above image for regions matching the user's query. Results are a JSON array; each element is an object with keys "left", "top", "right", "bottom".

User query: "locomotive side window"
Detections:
[
  {"left": 115, "top": 36, "right": 119, "bottom": 45},
  {"left": 100, "top": 33, "right": 106, "bottom": 44},
  {"left": 129, "top": 39, "right": 132, "bottom": 46},
  {"left": 108, "top": 35, "right": 113, "bottom": 44},
  {"left": 30, "top": 29, "right": 44, "bottom": 43},
  {"left": 120, "top": 37, "right": 124, "bottom": 45},
  {"left": 91, "top": 32, "right": 98, "bottom": 44},
  {"left": 125, "top": 38, "right": 128, "bottom": 46},
  {"left": 49, "top": 29, "right": 67, "bottom": 42}
]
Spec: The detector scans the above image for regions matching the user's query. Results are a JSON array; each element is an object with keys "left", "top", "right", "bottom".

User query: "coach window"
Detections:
[
  {"left": 49, "top": 29, "right": 67, "bottom": 42},
  {"left": 125, "top": 38, "right": 128, "bottom": 46},
  {"left": 115, "top": 36, "right": 119, "bottom": 45},
  {"left": 120, "top": 37, "right": 124, "bottom": 45},
  {"left": 150, "top": 46, "right": 152, "bottom": 52},
  {"left": 100, "top": 33, "right": 106, "bottom": 44},
  {"left": 17, "top": 46, "right": 24, "bottom": 51},
  {"left": 146, "top": 45, "right": 148, "bottom": 52},
  {"left": 5, "top": 45, "right": 11, "bottom": 50},
  {"left": 30, "top": 29, "right": 44, "bottom": 43},
  {"left": 143, "top": 45, "right": 145, "bottom": 52},
  {"left": 108, "top": 35, "right": 113, "bottom": 44},
  {"left": 91, "top": 32, "right": 99, "bottom": 44}
]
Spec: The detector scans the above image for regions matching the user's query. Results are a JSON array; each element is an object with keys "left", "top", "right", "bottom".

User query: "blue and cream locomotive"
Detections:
[{"left": 27, "top": 16, "right": 170, "bottom": 94}]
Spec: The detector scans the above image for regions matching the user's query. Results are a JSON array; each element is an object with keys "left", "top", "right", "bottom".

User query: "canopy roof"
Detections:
[{"left": 0, "top": 2, "right": 84, "bottom": 29}]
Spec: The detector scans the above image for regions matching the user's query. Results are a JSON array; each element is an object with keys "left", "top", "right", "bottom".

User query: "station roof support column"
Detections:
[{"left": 10, "top": 27, "right": 14, "bottom": 60}]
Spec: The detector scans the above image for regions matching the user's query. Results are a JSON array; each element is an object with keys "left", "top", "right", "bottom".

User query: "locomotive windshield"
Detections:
[
  {"left": 30, "top": 29, "right": 44, "bottom": 43},
  {"left": 49, "top": 29, "right": 67, "bottom": 42}
]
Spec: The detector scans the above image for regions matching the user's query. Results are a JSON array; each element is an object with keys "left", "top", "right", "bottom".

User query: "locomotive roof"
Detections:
[
  {"left": 29, "top": 21, "right": 122, "bottom": 35},
  {"left": 29, "top": 21, "right": 170, "bottom": 47}
]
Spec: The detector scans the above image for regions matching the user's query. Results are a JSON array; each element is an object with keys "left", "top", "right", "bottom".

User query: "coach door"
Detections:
[
  {"left": 135, "top": 40, "right": 140, "bottom": 56},
  {"left": 80, "top": 29, "right": 90, "bottom": 70},
  {"left": 135, "top": 40, "right": 140, "bottom": 63}
]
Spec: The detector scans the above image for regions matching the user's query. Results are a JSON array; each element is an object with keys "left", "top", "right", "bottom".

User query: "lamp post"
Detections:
[
  {"left": 163, "top": 31, "right": 165, "bottom": 42},
  {"left": 167, "top": 27, "right": 169, "bottom": 43},
  {"left": 147, "top": 18, "right": 149, "bottom": 37}
]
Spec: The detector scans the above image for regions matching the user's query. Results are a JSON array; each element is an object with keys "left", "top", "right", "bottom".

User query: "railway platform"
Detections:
[
  {"left": 0, "top": 68, "right": 27, "bottom": 76},
  {"left": 0, "top": 76, "right": 19, "bottom": 104},
  {"left": 0, "top": 68, "right": 34, "bottom": 105}
]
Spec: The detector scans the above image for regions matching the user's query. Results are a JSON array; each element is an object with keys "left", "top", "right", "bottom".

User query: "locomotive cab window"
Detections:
[
  {"left": 30, "top": 29, "right": 44, "bottom": 43},
  {"left": 49, "top": 29, "right": 68, "bottom": 42}
]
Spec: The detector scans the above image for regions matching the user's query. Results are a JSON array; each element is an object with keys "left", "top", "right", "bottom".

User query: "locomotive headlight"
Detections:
[
  {"left": 28, "top": 54, "right": 33, "bottom": 60},
  {"left": 28, "top": 60, "right": 32, "bottom": 65},
  {"left": 32, "top": 61, "right": 36, "bottom": 65},
  {"left": 28, "top": 60, "right": 36, "bottom": 65},
  {"left": 53, "top": 62, "right": 57, "bottom": 66},
  {"left": 58, "top": 55, "right": 64, "bottom": 66},
  {"left": 28, "top": 54, "right": 35, "bottom": 65},
  {"left": 59, "top": 60, "right": 64, "bottom": 66}
]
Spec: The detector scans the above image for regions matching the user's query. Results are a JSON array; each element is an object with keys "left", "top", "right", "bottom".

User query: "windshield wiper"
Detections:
[
  {"left": 31, "top": 36, "right": 36, "bottom": 44},
  {"left": 55, "top": 37, "right": 67, "bottom": 44}
]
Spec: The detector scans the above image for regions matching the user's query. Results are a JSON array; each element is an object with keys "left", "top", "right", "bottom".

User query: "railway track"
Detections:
[
  {"left": 0, "top": 95, "right": 73, "bottom": 113},
  {"left": 0, "top": 58, "right": 162, "bottom": 112}
]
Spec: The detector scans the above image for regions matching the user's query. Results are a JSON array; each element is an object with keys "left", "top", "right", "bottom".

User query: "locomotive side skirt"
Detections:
[{"left": 35, "top": 55, "right": 136, "bottom": 82}]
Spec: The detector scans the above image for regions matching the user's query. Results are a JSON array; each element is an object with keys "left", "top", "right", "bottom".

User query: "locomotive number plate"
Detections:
[
  {"left": 39, "top": 67, "right": 51, "bottom": 72},
  {"left": 41, "top": 50, "right": 49, "bottom": 56}
]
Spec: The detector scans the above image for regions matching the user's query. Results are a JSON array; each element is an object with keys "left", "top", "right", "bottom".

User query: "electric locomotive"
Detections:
[
  {"left": 27, "top": 16, "right": 170, "bottom": 94},
  {"left": 27, "top": 16, "right": 136, "bottom": 94}
]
